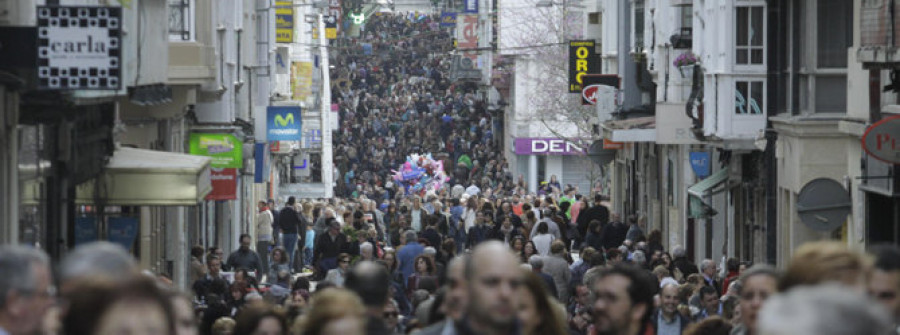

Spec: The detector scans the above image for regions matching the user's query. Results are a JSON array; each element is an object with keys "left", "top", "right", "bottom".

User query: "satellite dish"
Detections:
[
  {"left": 796, "top": 178, "right": 851, "bottom": 231},
  {"left": 587, "top": 140, "right": 617, "bottom": 166}
]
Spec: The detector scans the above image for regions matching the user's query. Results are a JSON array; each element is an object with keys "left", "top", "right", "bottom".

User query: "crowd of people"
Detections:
[
  {"left": 4, "top": 10, "right": 900, "bottom": 335},
  {"left": 330, "top": 12, "right": 521, "bottom": 201}
]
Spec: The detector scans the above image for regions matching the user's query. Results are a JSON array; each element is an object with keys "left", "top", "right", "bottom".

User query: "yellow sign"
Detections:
[
  {"left": 326, "top": 28, "right": 337, "bottom": 39},
  {"left": 276, "top": 1, "right": 293, "bottom": 43},
  {"left": 291, "top": 61, "right": 313, "bottom": 101}
]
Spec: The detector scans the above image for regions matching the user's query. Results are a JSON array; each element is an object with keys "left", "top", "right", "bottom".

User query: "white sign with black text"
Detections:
[{"left": 37, "top": 6, "right": 122, "bottom": 90}]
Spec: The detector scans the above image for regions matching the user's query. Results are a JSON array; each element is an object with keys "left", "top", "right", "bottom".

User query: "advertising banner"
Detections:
[
  {"left": 456, "top": 14, "right": 478, "bottom": 65},
  {"left": 37, "top": 6, "right": 122, "bottom": 90},
  {"left": 291, "top": 61, "right": 313, "bottom": 101},
  {"left": 569, "top": 40, "right": 600, "bottom": 93},
  {"left": 107, "top": 217, "right": 139, "bottom": 251},
  {"left": 267, "top": 106, "right": 303, "bottom": 141},
  {"left": 189, "top": 133, "right": 243, "bottom": 168},
  {"left": 440, "top": 12, "right": 457, "bottom": 28},
  {"left": 514, "top": 138, "right": 586, "bottom": 155},
  {"left": 254, "top": 143, "right": 267, "bottom": 184},
  {"left": 275, "top": 1, "right": 293, "bottom": 43},
  {"left": 74, "top": 216, "right": 97, "bottom": 246},
  {"left": 689, "top": 152, "right": 711, "bottom": 178},
  {"left": 206, "top": 168, "right": 238, "bottom": 200}
]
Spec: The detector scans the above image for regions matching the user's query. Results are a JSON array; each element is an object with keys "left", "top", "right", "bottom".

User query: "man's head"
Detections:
[
  {"left": 60, "top": 242, "right": 138, "bottom": 294},
  {"left": 239, "top": 234, "right": 252, "bottom": 250},
  {"left": 659, "top": 283, "right": 679, "bottom": 318},
  {"left": 404, "top": 230, "right": 417, "bottom": 245},
  {"left": 701, "top": 259, "right": 717, "bottom": 278},
  {"left": 587, "top": 264, "right": 656, "bottom": 335},
  {"left": 258, "top": 201, "right": 266, "bottom": 211},
  {"left": 527, "top": 255, "right": 544, "bottom": 272},
  {"left": 360, "top": 242, "right": 374, "bottom": 260},
  {"left": 327, "top": 218, "right": 340, "bottom": 235},
  {"left": 699, "top": 285, "right": 719, "bottom": 314},
  {"left": 267, "top": 199, "right": 276, "bottom": 208},
  {"left": 465, "top": 241, "right": 523, "bottom": 332},
  {"left": 287, "top": 196, "right": 296, "bottom": 206},
  {"left": 442, "top": 255, "right": 469, "bottom": 320},
  {"left": 672, "top": 245, "right": 686, "bottom": 258},
  {"left": 0, "top": 245, "right": 53, "bottom": 335},
  {"left": 344, "top": 261, "right": 390, "bottom": 313},
  {"left": 550, "top": 240, "right": 566, "bottom": 256},
  {"left": 207, "top": 257, "right": 222, "bottom": 277},
  {"left": 574, "top": 283, "right": 591, "bottom": 307},
  {"left": 869, "top": 244, "right": 900, "bottom": 322}
]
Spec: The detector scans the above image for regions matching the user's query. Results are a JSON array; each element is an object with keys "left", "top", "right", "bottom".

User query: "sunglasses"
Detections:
[{"left": 383, "top": 311, "right": 399, "bottom": 318}]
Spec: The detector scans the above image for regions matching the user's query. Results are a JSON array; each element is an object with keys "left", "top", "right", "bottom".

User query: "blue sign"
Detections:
[
  {"left": 108, "top": 217, "right": 139, "bottom": 251},
  {"left": 267, "top": 106, "right": 302, "bottom": 141},
  {"left": 254, "top": 143, "right": 267, "bottom": 183},
  {"left": 465, "top": 0, "right": 478, "bottom": 13},
  {"left": 440, "top": 12, "right": 457, "bottom": 28},
  {"left": 74, "top": 217, "right": 97, "bottom": 246},
  {"left": 690, "top": 152, "right": 711, "bottom": 178}
]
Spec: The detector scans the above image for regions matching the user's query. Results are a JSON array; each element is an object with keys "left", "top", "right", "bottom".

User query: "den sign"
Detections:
[{"left": 37, "top": 6, "right": 122, "bottom": 90}]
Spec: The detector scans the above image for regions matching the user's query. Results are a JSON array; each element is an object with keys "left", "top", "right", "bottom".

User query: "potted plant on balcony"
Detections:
[{"left": 673, "top": 51, "right": 699, "bottom": 78}]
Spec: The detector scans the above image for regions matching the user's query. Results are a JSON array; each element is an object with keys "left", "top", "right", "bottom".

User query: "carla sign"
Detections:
[
  {"left": 37, "top": 6, "right": 122, "bottom": 90},
  {"left": 568, "top": 40, "right": 600, "bottom": 93},
  {"left": 862, "top": 115, "right": 900, "bottom": 164},
  {"left": 514, "top": 138, "right": 585, "bottom": 155},
  {"left": 267, "top": 106, "right": 303, "bottom": 141}
]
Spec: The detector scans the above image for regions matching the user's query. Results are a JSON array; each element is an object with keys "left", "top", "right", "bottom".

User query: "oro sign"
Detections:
[{"left": 862, "top": 115, "right": 900, "bottom": 164}]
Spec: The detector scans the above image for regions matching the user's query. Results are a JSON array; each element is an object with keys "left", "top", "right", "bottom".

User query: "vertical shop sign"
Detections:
[
  {"left": 569, "top": 40, "right": 599, "bottom": 93},
  {"left": 276, "top": 1, "right": 293, "bottom": 42},
  {"left": 291, "top": 61, "right": 313, "bottom": 101}
]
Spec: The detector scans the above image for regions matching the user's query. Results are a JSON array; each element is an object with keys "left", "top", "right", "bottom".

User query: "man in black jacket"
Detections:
[
  {"left": 577, "top": 194, "right": 610, "bottom": 249},
  {"left": 314, "top": 218, "right": 350, "bottom": 280},
  {"left": 279, "top": 196, "right": 306, "bottom": 272}
]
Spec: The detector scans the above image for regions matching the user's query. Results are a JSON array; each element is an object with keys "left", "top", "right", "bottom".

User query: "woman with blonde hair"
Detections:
[
  {"left": 293, "top": 288, "right": 366, "bottom": 335},
  {"left": 779, "top": 241, "right": 870, "bottom": 292}
]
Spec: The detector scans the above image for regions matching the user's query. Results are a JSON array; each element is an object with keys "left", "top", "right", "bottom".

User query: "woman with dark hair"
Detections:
[
  {"left": 234, "top": 303, "right": 288, "bottom": 335},
  {"left": 228, "top": 281, "right": 249, "bottom": 317},
  {"left": 532, "top": 222, "right": 553, "bottom": 256},
  {"left": 406, "top": 255, "right": 437, "bottom": 299},
  {"left": 63, "top": 276, "right": 175, "bottom": 335},
  {"left": 584, "top": 220, "right": 603, "bottom": 251},
  {"left": 518, "top": 270, "right": 568, "bottom": 335},
  {"left": 647, "top": 229, "right": 665, "bottom": 256},
  {"left": 324, "top": 253, "right": 352, "bottom": 286},
  {"left": 522, "top": 240, "right": 538, "bottom": 263},
  {"left": 267, "top": 247, "right": 290, "bottom": 284},
  {"left": 510, "top": 236, "right": 525, "bottom": 255}
]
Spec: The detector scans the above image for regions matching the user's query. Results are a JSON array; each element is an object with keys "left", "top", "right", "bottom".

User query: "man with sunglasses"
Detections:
[{"left": 0, "top": 245, "right": 54, "bottom": 335}]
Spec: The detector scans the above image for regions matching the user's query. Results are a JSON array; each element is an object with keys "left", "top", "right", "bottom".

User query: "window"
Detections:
[
  {"left": 680, "top": 6, "right": 693, "bottom": 29},
  {"left": 735, "top": 6, "right": 764, "bottom": 65},
  {"left": 168, "top": 0, "right": 194, "bottom": 41},
  {"left": 795, "top": 0, "right": 854, "bottom": 114},
  {"left": 634, "top": 0, "right": 645, "bottom": 51},
  {"left": 735, "top": 80, "right": 764, "bottom": 115},
  {"left": 817, "top": 0, "right": 852, "bottom": 68}
]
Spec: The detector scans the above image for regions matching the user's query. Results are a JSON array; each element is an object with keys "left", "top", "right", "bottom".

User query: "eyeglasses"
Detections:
[
  {"left": 383, "top": 311, "right": 399, "bottom": 318},
  {"left": 340, "top": 259, "right": 350, "bottom": 264}
]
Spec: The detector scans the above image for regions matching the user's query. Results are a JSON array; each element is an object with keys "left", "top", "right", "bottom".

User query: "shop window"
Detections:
[{"left": 735, "top": 80, "right": 764, "bottom": 115}]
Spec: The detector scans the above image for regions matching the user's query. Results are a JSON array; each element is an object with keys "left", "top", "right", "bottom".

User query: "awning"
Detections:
[
  {"left": 22, "top": 147, "right": 212, "bottom": 206},
  {"left": 601, "top": 116, "right": 657, "bottom": 142},
  {"left": 688, "top": 168, "right": 730, "bottom": 197}
]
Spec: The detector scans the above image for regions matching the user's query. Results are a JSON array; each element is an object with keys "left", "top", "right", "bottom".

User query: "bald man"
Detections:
[
  {"left": 460, "top": 241, "right": 524, "bottom": 335},
  {"left": 419, "top": 255, "right": 469, "bottom": 335}
]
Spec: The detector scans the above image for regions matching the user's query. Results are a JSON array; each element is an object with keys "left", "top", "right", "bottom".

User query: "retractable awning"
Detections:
[
  {"left": 687, "top": 168, "right": 729, "bottom": 197},
  {"left": 22, "top": 147, "right": 212, "bottom": 206}
]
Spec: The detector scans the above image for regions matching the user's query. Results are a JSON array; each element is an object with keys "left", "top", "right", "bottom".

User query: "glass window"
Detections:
[
  {"left": 814, "top": 76, "right": 848, "bottom": 112},
  {"left": 735, "top": 80, "right": 765, "bottom": 115},
  {"left": 816, "top": 0, "right": 853, "bottom": 68},
  {"left": 681, "top": 6, "right": 693, "bottom": 29},
  {"left": 169, "top": 0, "right": 193, "bottom": 41},
  {"left": 736, "top": 6, "right": 765, "bottom": 65},
  {"left": 634, "top": 0, "right": 645, "bottom": 50}
]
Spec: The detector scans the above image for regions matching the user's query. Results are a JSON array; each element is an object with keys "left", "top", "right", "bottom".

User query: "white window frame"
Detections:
[
  {"left": 168, "top": 0, "right": 196, "bottom": 42},
  {"left": 734, "top": 78, "right": 766, "bottom": 116},
  {"left": 734, "top": 2, "right": 767, "bottom": 71},
  {"left": 797, "top": 0, "right": 851, "bottom": 114}
]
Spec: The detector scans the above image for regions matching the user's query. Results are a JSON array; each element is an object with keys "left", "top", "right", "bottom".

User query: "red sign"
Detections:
[
  {"left": 206, "top": 168, "right": 237, "bottom": 200},
  {"left": 457, "top": 14, "right": 478, "bottom": 64},
  {"left": 862, "top": 115, "right": 900, "bottom": 164},
  {"left": 603, "top": 138, "right": 623, "bottom": 150}
]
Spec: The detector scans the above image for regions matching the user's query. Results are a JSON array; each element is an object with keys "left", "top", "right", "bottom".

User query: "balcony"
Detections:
[
  {"left": 858, "top": 0, "right": 900, "bottom": 68},
  {"left": 670, "top": 27, "right": 692, "bottom": 49}
]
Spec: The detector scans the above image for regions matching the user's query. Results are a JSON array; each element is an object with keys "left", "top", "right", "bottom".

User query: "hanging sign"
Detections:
[
  {"left": 465, "top": 0, "right": 478, "bottom": 13},
  {"left": 275, "top": 1, "right": 294, "bottom": 43},
  {"left": 189, "top": 133, "right": 243, "bottom": 168},
  {"left": 689, "top": 152, "right": 711, "bottom": 178},
  {"left": 37, "top": 6, "right": 122, "bottom": 90},
  {"left": 206, "top": 168, "right": 238, "bottom": 200},
  {"left": 569, "top": 40, "right": 600, "bottom": 93},
  {"left": 441, "top": 12, "right": 457, "bottom": 28},
  {"left": 862, "top": 115, "right": 900, "bottom": 164},
  {"left": 267, "top": 106, "right": 303, "bottom": 141},
  {"left": 581, "top": 75, "right": 620, "bottom": 105}
]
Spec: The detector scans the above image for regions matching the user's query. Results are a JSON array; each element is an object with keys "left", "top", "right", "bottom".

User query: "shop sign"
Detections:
[
  {"left": 291, "top": 61, "right": 313, "bottom": 101},
  {"left": 441, "top": 12, "right": 457, "bottom": 28},
  {"left": 515, "top": 138, "right": 585, "bottom": 155},
  {"left": 107, "top": 217, "right": 139, "bottom": 250},
  {"left": 602, "top": 138, "right": 623, "bottom": 150},
  {"left": 465, "top": 0, "right": 478, "bottom": 13},
  {"left": 206, "top": 168, "right": 238, "bottom": 200},
  {"left": 267, "top": 106, "right": 303, "bottom": 141},
  {"left": 189, "top": 133, "right": 243, "bottom": 168},
  {"left": 689, "top": 151, "right": 710, "bottom": 178},
  {"left": 325, "top": 15, "right": 338, "bottom": 39},
  {"left": 569, "top": 40, "right": 600, "bottom": 93},
  {"left": 37, "top": 6, "right": 122, "bottom": 89},
  {"left": 581, "top": 75, "right": 620, "bottom": 105},
  {"left": 456, "top": 14, "right": 478, "bottom": 64},
  {"left": 862, "top": 115, "right": 900, "bottom": 164},
  {"left": 275, "top": 1, "right": 293, "bottom": 43}
]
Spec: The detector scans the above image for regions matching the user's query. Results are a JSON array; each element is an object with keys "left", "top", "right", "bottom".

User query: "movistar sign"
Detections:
[{"left": 267, "top": 106, "right": 302, "bottom": 141}]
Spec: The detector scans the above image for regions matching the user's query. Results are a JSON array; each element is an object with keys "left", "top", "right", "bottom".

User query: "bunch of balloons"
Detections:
[{"left": 391, "top": 153, "right": 450, "bottom": 196}]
